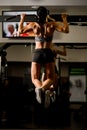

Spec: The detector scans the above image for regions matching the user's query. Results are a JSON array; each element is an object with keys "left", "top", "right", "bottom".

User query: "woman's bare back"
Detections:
[
  {"left": 30, "top": 22, "right": 55, "bottom": 48},
  {"left": 18, "top": 13, "right": 69, "bottom": 49}
]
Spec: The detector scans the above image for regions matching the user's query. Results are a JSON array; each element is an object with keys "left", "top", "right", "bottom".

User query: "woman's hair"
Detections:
[{"left": 37, "top": 6, "right": 49, "bottom": 23}]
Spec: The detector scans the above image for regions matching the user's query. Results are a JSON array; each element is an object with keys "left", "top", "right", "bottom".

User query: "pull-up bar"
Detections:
[
  {"left": 0, "top": 15, "right": 38, "bottom": 22},
  {"left": 0, "top": 14, "right": 87, "bottom": 22}
]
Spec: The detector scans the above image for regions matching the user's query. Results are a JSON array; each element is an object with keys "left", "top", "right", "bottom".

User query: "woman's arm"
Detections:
[
  {"left": 46, "top": 15, "right": 56, "bottom": 22},
  {"left": 18, "top": 14, "right": 34, "bottom": 34},
  {"left": 54, "top": 14, "right": 69, "bottom": 33},
  {"left": 18, "top": 13, "right": 25, "bottom": 34},
  {"left": 61, "top": 14, "right": 69, "bottom": 33}
]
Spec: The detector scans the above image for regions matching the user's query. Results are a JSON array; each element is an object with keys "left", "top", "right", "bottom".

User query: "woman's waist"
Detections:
[
  {"left": 33, "top": 48, "right": 54, "bottom": 60},
  {"left": 35, "top": 47, "right": 52, "bottom": 51},
  {"left": 34, "top": 48, "right": 53, "bottom": 53},
  {"left": 35, "top": 36, "right": 53, "bottom": 42},
  {"left": 35, "top": 42, "right": 52, "bottom": 49}
]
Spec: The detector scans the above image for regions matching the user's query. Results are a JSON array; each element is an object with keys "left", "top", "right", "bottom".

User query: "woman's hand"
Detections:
[
  {"left": 20, "top": 13, "right": 26, "bottom": 20},
  {"left": 61, "top": 14, "right": 68, "bottom": 21}
]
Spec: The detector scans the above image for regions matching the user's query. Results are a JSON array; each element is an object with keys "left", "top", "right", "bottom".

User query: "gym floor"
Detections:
[
  {"left": 0, "top": 80, "right": 87, "bottom": 130},
  {"left": 0, "top": 102, "right": 87, "bottom": 130}
]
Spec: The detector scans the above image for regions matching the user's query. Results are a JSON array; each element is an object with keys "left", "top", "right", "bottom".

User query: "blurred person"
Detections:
[
  {"left": 6, "top": 24, "right": 15, "bottom": 37},
  {"left": 6, "top": 24, "right": 19, "bottom": 37}
]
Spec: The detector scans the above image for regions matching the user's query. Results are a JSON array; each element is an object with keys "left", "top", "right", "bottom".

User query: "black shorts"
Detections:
[{"left": 32, "top": 48, "right": 54, "bottom": 64}]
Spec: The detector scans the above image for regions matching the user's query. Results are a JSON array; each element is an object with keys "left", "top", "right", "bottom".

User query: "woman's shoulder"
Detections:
[
  {"left": 29, "top": 22, "right": 36, "bottom": 26},
  {"left": 46, "top": 21, "right": 56, "bottom": 27}
]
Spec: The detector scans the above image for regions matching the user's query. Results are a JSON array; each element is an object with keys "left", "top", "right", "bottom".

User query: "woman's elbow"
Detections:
[{"left": 64, "top": 28, "right": 69, "bottom": 33}]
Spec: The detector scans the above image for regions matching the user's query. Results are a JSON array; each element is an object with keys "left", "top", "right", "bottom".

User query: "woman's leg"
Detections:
[
  {"left": 42, "top": 62, "right": 55, "bottom": 90},
  {"left": 31, "top": 62, "right": 42, "bottom": 88},
  {"left": 31, "top": 62, "right": 43, "bottom": 103}
]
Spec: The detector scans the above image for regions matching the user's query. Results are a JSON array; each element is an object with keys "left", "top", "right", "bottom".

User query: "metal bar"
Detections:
[
  {"left": 50, "top": 14, "right": 87, "bottom": 22},
  {"left": 0, "top": 14, "right": 87, "bottom": 22},
  {"left": 0, "top": 15, "right": 38, "bottom": 22}
]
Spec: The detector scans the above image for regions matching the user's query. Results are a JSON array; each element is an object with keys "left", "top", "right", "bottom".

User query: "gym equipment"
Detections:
[
  {"left": 0, "top": 14, "right": 87, "bottom": 24},
  {"left": 0, "top": 15, "right": 38, "bottom": 22}
]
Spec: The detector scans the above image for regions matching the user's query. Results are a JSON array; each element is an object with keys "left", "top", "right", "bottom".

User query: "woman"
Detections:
[{"left": 18, "top": 6, "right": 69, "bottom": 103}]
